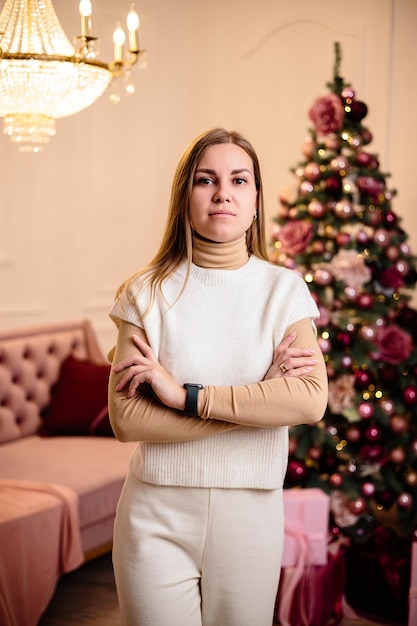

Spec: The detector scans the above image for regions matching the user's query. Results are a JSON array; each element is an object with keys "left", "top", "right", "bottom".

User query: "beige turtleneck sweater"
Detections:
[{"left": 108, "top": 236, "right": 328, "bottom": 489}]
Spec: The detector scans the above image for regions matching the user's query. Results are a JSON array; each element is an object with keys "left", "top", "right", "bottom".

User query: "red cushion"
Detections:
[{"left": 42, "top": 355, "right": 113, "bottom": 437}]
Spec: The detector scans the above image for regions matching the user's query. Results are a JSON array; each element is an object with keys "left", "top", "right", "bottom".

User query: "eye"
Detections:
[
  {"left": 194, "top": 176, "right": 214, "bottom": 186},
  {"left": 233, "top": 177, "right": 247, "bottom": 185}
]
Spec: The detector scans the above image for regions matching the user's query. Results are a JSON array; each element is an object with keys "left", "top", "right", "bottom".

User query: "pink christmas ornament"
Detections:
[
  {"left": 341, "top": 87, "right": 355, "bottom": 100},
  {"left": 358, "top": 402, "right": 374, "bottom": 419},
  {"left": 308, "top": 199, "right": 326, "bottom": 218},
  {"left": 334, "top": 200, "right": 354, "bottom": 219},
  {"left": 304, "top": 162, "right": 321, "bottom": 181},
  {"left": 390, "top": 447, "right": 406, "bottom": 464},
  {"left": 361, "top": 482, "right": 376, "bottom": 497},
  {"left": 378, "top": 398, "right": 394, "bottom": 416},
  {"left": 397, "top": 493, "right": 413, "bottom": 508},
  {"left": 330, "top": 155, "right": 349, "bottom": 171},
  {"left": 314, "top": 268, "right": 333, "bottom": 285},
  {"left": 356, "top": 229, "right": 370, "bottom": 244},
  {"left": 300, "top": 180, "right": 314, "bottom": 195},
  {"left": 373, "top": 229, "right": 390, "bottom": 247},
  {"left": 324, "top": 134, "right": 340, "bottom": 150},
  {"left": 396, "top": 259, "right": 410, "bottom": 276},
  {"left": 386, "top": 245, "right": 400, "bottom": 262},
  {"left": 302, "top": 135, "right": 316, "bottom": 158},
  {"left": 390, "top": 415, "right": 409, "bottom": 434},
  {"left": 346, "top": 425, "right": 361, "bottom": 443},
  {"left": 359, "top": 325, "right": 375, "bottom": 341}
]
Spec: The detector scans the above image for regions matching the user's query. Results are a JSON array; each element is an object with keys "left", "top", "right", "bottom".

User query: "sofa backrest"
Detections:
[{"left": 0, "top": 320, "right": 105, "bottom": 444}]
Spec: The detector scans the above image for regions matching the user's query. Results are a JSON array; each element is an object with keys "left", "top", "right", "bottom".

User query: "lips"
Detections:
[{"left": 209, "top": 210, "right": 235, "bottom": 216}]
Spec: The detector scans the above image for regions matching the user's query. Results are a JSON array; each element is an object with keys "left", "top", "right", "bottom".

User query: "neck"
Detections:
[{"left": 192, "top": 234, "right": 249, "bottom": 269}]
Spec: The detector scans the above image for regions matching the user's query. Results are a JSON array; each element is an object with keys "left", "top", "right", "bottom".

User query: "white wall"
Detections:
[{"left": 1, "top": 0, "right": 416, "bottom": 354}]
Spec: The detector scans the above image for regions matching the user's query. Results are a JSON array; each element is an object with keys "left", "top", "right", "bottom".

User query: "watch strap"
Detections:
[{"left": 183, "top": 383, "right": 203, "bottom": 417}]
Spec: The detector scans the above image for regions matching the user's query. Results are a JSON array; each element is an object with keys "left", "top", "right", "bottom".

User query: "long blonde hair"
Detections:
[{"left": 116, "top": 127, "right": 268, "bottom": 312}]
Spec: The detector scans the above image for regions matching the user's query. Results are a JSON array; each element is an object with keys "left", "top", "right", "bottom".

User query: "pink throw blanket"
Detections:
[{"left": 0, "top": 479, "right": 84, "bottom": 626}]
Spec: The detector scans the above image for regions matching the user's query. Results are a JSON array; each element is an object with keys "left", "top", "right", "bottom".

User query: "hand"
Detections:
[
  {"left": 263, "top": 332, "right": 318, "bottom": 380},
  {"left": 113, "top": 335, "right": 186, "bottom": 410}
]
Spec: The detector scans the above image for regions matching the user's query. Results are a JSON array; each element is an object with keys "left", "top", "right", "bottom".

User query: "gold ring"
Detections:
[{"left": 279, "top": 362, "right": 288, "bottom": 374}]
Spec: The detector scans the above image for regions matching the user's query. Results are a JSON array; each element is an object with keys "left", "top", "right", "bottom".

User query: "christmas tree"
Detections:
[{"left": 272, "top": 42, "right": 417, "bottom": 546}]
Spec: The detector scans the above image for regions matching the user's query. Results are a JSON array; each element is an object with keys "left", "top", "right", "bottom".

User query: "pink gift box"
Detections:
[
  {"left": 282, "top": 487, "right": 330, "bottom": 568},
  {"left": 409, "top": 541, "right": 417, "bottom": 626}
]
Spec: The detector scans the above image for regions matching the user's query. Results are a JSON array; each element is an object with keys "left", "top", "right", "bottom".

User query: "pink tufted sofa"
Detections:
[{"left": 0, "top": 320, "right": 136, "bottom": 626}]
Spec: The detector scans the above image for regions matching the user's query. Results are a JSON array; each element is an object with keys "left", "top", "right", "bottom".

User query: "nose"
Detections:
[{"left": 213, "top": 189, "right": 230, "bottom": 203}]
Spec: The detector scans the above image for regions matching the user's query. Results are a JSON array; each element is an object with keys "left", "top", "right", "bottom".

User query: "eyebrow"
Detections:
[{"left": 195, "top": 168, "right": 253, "bottom": 176}]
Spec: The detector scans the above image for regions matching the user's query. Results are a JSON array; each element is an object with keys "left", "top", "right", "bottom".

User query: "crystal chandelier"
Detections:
[{"left": 0, "top": 0, "right": 145, "bottom": 152}]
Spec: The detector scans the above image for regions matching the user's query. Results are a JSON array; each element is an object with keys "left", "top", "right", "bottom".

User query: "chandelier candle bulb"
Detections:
[
  {"left": 113, "top": 23, "right": 126, "bottom": 63},
  {"left": 79, "top": 0, "right": 92, "bottom": 37},
  {"left": 127, "top": 4, "right": 139, "bottom": 53}
]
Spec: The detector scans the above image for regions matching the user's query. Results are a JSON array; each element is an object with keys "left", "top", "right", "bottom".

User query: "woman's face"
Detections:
[{"left": 189, "top": 143, "right": 258, "bottom": 243}]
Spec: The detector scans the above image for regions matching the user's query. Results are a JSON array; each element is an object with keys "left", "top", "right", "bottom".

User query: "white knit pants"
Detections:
[{"left": 112, "top": 472, "right": 284, "bottom": 626}]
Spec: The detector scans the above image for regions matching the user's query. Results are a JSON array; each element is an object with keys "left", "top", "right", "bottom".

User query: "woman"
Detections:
[{"left": 108, "top": 127, "right": 328, "bottom": 626}]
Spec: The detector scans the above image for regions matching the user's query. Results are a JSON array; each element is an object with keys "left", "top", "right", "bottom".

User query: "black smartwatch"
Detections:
[{"left": 183, "top": 383, "right": 203, "bottom": 417}]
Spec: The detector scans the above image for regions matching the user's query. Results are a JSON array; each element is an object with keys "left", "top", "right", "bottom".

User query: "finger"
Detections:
[
  {"left": 285, "top": 348, "right": 316, "bottom": 358},
  {"left": 272, "top": 332, "right": 297, "bottom": 360},
  {"left": 285, "top": 365, "right": 314, "bottom": 377},
  {"left": 132, "top": 335, "right": 157, "bottom": 361},
  {"left": 112, "top": 355, "right": 144, "bottom": 372},
  {"left": 116, "top": 367, "right": 145, "bottom": 391}
]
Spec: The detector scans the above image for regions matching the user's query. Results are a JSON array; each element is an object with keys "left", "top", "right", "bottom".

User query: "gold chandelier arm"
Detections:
[{"left": 0, "top": 51, "right": 112, "bottom": 72}]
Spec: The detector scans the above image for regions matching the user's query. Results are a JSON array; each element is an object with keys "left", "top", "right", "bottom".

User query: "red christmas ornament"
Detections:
[
  {"left": 287, "top": 459, "right": 307, "bottom": 482},
  {"left": 403, "top": 385, "right": 417, "bottom": 405},
  {"left": 361, "top": 443, "right": 383, "bottom": 461},
  {"left": 311, "top": 241, "right": 325, "bottom": 254},
  {"left": 356, "top": 151, "right": 373, "bottom": 167},
  {"left": 346, "top": 100, "right": 368, "bottom": 122},
  {"left": 354, "top": 369, "right": 373, "bottom": 390},
  {"left": 361, "top": 128, "right": 373, "bottom": 145},
  {"left": 325, "top": 176, "right": 342, "bottom": 194},
  {"left": 330, "top": 473, "right": 344, "bottom": 488},
  {"left": 379, "top": 365, "right": 399, "bottom": 385},
  {"left": 337, "top": 331, "right": 353, "bottom": 348},
  {"left": 357, "top": 293, "right": 373, "bottom": 310},
  {"left": 350, "top": 497, "right": 366, "bottom": 514},
  {"left": 364, "top": 425, "right": 381, "bottom": 442},
  {"left": 384, "top": 211, "right": 398, "bottom": 227}
]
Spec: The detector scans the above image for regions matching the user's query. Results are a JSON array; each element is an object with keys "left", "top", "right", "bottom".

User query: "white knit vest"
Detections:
[{"left": 111, "top": 255, "right": 319, "bottom": 489}]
